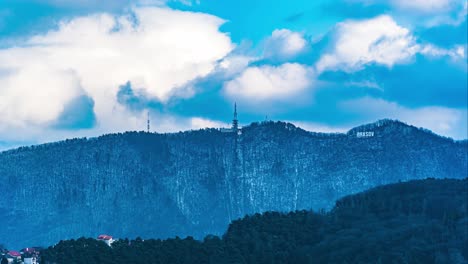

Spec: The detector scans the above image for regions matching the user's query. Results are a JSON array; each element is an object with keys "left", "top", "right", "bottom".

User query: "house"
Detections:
[
  {"left": 97, "top": 234, "right": 114, "bottom": 246},
  {"left": 3, "top": 251, "right": 21, "bottom": 263},
  {"left": 7, "top": 252, "right": 20, "bottom": 258},
  {"left": 23, "top": 256, "right": 38, "bottom": 264},
  {"left": 21, "top": 248, "right": 39, "bottom": 264}
]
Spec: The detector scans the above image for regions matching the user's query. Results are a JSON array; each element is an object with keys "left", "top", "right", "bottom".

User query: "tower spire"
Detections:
[{"left": 234, "top": 103, "right": 237, "bottom": 120}]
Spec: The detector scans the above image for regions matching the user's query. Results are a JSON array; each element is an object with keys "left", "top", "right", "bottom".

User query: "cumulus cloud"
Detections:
[
  {"left": 190, "top": 117, "right": 228, "bottom": 129},
  {"left": 316, "top": 15, "right": 465, "bottom": 73},
  {"left": 0, "top": 7, "right": 233, "bottom": 137},
  {"left": 348, "top": 0, "right": 466, "bottom": 26},
  {"left": 37, "top": 0, "right": 136, "bottom": 8},
  {"left": 28, "top": 0, "right": 192, "bottom": 9},
  {"left": 288, "top": 121, "right": 349, "bottom": 133},
  {"left": 345, "top": 80, "right": 382, "bottom": 90},
  {"left": 349, "top": 0, "right": 463, "bottom": 13},
  {"left": 0, "top": 113, "right": 228, "bottom": 151},
  {"left": 223, "top": 63, "right": 314, "bottom": 101},
  {"left": 218, "top": 54, "right": 258, "bottom": 78},
  {"left": 341, "top": 96, "right": 467, "bottom": 139},
  {"left": 419, "top": 44, "right": 466, "bottom": 59},
  {"left": 263, "top": 29, "right": 307, "bottom": 60},
  {"left": 316, "top": 15, "right": 419, "bottom": 73},
  {"left": 0, "top": 67, "right": 84, "bottom": 126},
  {"left": 145, "top": 115, "right": 226, "bottom": 133},
  {"left": 390, "top": 0, "right": 460, "bottom": 13}
]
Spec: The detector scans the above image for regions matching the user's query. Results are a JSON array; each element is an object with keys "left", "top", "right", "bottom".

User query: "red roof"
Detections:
[
  {"left": 8, "top": 251, "right": 21, "bottom": 257},
  {"left": 97, "top": 234, "right": 113, "bottom": 240}
]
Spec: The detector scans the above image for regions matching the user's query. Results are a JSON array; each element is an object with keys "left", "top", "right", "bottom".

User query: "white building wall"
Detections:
[{"left": 24, "top": 257, "right": 37, "bottom": 264}]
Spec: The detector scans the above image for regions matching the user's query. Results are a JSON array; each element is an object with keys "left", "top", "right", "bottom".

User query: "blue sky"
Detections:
[{"left": 0, "top": 0, "right": 466, "bottom": 149}]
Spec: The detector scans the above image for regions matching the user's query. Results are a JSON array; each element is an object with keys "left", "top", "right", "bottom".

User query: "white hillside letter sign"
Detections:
[{"left": 356, "top": 131, "right": 374, "bottom": 138}]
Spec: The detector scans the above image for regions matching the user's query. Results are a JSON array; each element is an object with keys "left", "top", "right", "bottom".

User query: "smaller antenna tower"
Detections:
[{"left": 147, "top": 111, "right": 150, "bottom": 133}]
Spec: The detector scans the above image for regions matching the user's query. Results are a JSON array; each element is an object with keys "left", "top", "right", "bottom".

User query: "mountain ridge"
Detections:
[
  {"left": 1, "top": 119, "right": 464, "bottom": 155},
  {"left": 0, "top": 119, "right": 466, "bottom": 249}
]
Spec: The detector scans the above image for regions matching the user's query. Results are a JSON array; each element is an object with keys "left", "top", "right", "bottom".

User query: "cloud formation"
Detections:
[
  {"left": 224, "top": 63, "right": 314, "bottom": 101},
  {"left": 27, "top": 0, "right": 192, "bottom": 9},
  {"left": 190, "top": 117, "right": 228, "bottom": 130},
  {"left": 347, "top": 0, "right": 467, "bottom": 26},
  {"left": 263, "top": 29, "right": 307, "bottom": 61},
  {"left": 316, "top": 15, "right": 465, "bottom": 73},
  {"left": 389, "top": 0, "right": 460, "bottom": 13},
  {"left": 0, "top": 7, "right": 233, "bottom": 134},
  {"left": 316, "top": 15, "right": 419, "bottom": 72}
]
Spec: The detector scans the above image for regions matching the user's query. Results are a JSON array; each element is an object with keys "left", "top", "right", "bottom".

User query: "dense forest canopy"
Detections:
[{"left": 40, "top": 178, "right": 468, "bottom": 264}]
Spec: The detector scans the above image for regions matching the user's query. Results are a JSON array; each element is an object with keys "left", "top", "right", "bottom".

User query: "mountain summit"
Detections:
[{"left": 0, "top": 120, "right": 466, "bottom": 248}]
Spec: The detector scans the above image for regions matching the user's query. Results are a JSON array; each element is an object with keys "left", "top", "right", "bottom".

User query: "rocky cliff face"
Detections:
[{"left": 0, "top": 119, "right": 466, "bottom": 248}]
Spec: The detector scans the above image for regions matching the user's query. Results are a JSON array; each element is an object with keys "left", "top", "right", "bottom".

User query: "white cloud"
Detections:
[
  {"left": 146, "top": 115, "right": 225, "bottom": 133},
  {"left": 218, "top": 55, "right": 258, "bottom": 78},
  {"left": 263, "top": 29, "right": 307, "bottom": 60},
  {"left": 289, "top": 121, "right": 349, "bottom": 133},
  {"left": 316, "top": 15, "right": 466, "bottom": 73},
  {"left": 0, "top": 113, "right": 229, "bottom": 151},
  {"left": 390, "top": 0, "right": 459, "bottom": 13},
  {"left": 224, "top": 63, "right": 314, "bottom": 101},
  {"left": 341, "top": 96, "right": 467, "bottom": 139},
  {"left": 419, "top": 44, "right": 466, "bottom": 59},
  {"left": 173, "top": 0, "right": 201, "bottom": 6},
  {"left": 350, "top": 0, "right": 462, "bottom": 13},
  {"left": 0, "top": 7, "right": 233, "bottom": 137},
  {"left": 316, "top": 15, "right": 419, "bottom": 73},
  {"left": 350, "top": 0, "right": 466, "bottom": 26},
  {"left": 31, "top": 0, "right": 191, "bottom": 9},
  {"left": 41, "top": 0, "right": 132, "bottom": 8},
  {"left": 345, "top": 80, "right": 382, "bottom": 90},
  {"left": 190, "top": 117, "right": 227, "bottom": 129},
  {"left": 0, "top": 67, "right": 83, "bottom": 126}
]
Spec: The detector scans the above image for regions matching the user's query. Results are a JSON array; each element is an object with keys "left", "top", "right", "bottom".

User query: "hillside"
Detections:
[
  {"left": 40, "top": 178, "right": 468, "bottom": 264},
  {"left": 0, "top": 119, "right": 466, "bottom": 248}
]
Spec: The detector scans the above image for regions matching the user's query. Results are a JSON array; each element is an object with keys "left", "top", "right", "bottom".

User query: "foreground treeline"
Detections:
[{"left": 41, "top": 178, "right": 467, "bottom": 264}]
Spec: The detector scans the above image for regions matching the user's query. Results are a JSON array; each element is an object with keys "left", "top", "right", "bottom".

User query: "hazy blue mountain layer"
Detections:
[{"left": 0, "top": 119, "right": 466, "bottom": 248}]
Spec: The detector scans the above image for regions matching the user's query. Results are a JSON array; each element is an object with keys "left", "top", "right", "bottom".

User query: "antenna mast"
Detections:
[
  {"left": 232, "top": 103, "right": 238, "bottom": 130},
  {"left": 147, "top": 111, "right": 150, "bottom": 133}
]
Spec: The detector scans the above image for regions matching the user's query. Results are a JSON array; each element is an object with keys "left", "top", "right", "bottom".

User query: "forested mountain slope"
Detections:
[{"left": 0, "top": 119, "right": 466, "bottom": 248}]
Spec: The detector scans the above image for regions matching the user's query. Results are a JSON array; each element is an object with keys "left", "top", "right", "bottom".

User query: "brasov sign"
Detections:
[{"left": 356, "top": 131, "right": 374, "bottom": 138}]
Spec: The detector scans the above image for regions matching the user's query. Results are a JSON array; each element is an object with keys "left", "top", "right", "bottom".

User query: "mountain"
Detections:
[
  {"left": 0, "top": 119, "right": 466, "bottom": 248},
  {"left": 40, "top": 178, "right": 468, "bottom": 264}
]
